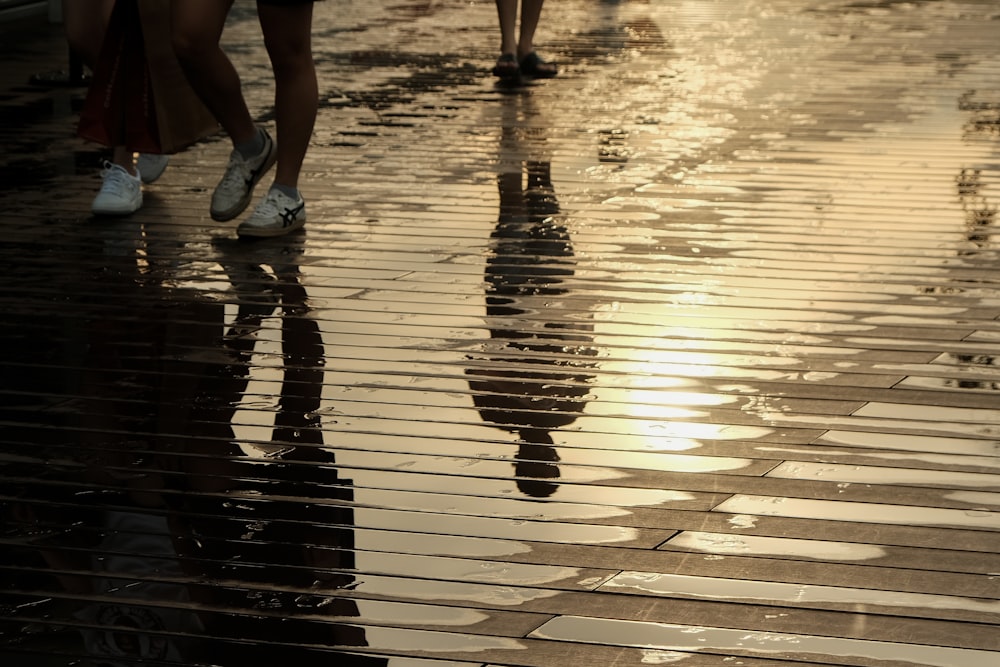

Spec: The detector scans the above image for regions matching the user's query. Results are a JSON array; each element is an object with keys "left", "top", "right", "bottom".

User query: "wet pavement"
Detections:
[{"left": 1, "top": 0, "right": 999, "bottom": 665}]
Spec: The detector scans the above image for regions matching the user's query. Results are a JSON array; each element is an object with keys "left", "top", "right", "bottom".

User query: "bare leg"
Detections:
[
  {"left": 171, "top": 0, "right": 257, "bottom": 146},
  {"left": 516, "top": 0, "right": 546, "bottom": 59},
  {"left": 495, "top": 0, "right": 519, "bottom": 57},
  {"left": 61, "top": 0, "right": 114, "bottom": 71},
  {"left": 257, "top": 2, "right": 317, "bottom": 190},
  {"left": 64, "top": 0, "right": 137, "bottom": 173}
]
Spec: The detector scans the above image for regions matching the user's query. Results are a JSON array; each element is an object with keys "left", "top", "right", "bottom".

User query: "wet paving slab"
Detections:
[{"left": 1, "top": 0, "right": 1000, "bottom": 665}]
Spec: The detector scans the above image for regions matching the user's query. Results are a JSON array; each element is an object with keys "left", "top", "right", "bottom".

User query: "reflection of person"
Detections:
[
  {"left": 171, "top": 0, "right": 320, "bottom": 237},
  {"left": 0, "top": 220, "right": 208, "bottom": 663},
  {"left": 64, "top": 0, "right": 170, "bottom": 215},
  {"left": 0, "top": 232, "right": 385, "bottom": 663},
  {"left": 467, "top": 94, "right": 596, "bottom": 498},
  {"left": 166, "top": 238, "right": 384, "bottom": 663},
  {"left": 492, "top": 0, "right": 558, "bottom": 83}
]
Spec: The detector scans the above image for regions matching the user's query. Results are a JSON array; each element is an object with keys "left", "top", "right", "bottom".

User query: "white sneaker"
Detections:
[
  {"left": 237, "top": 187, "right": 306, "bottom": 238},
  {"left": 92, "top": 162, "right": 142, "bottom": 216},
  {"left": 135, "top": 153, "right": 169, "bottom": 184},
  {"left": 211, "top": 127, "right": 277, "bottom": 221}
]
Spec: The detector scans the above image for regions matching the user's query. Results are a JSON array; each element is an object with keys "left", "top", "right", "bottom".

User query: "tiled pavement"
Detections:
[{"left": 1, "top": 0, "right": 999, "bottom": 665}]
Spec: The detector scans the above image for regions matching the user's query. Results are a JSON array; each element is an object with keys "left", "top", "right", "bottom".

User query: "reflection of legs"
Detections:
[
  {"left": 272, "top": 274, "right": 323, "bottom": 449},
  {"left": 271, "top": 270, "right": 357, "bottom": 580},
  {"left": 498, "top": 169, "right": 526, "bottom": 224},
  {"left": 179, "top": 267, "right": 361, "bottom": 657},
  {"left": 525, "top": 160, "right": 559, "bottom": 220}
]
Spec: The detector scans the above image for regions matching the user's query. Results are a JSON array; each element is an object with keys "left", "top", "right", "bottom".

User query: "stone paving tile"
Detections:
[{"left": 2, "top": 0, "right": 1000, "bottom": 665}]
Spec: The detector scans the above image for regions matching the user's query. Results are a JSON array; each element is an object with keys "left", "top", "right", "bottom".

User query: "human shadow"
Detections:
[{"left": 467, "top": 92, "right": 598, "bottom": 499}]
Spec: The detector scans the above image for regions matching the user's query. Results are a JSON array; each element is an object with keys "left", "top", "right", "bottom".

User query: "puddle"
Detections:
[
  {"left": 713, "top": 495, "right": 1000, "bottom": 530},
  {"left": 600, "top": 571, "right": 1000, "bottom": 616},
  {"left": 766, "top": 461, "right": 1000, "bottom": 491},
  {"left": 854, "top": 402, "right": 1000, "bottom": 424},
  {"left": 814, "top": 430, "right": 1000, "bottom": 458},
  {"left": 665, "top": 531, "right": 887, "bottom": 561},
  {"left": 354, "top": 507, "right": 647, "bottom": 546},
  {"left": 530, "top": 615, "right": 999, "bottom": 666}
]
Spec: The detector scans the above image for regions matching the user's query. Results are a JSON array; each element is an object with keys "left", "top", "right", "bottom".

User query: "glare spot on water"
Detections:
[
  {"left": 803, "top": 371, "right": 839, "bottom": 381},
  {"left": 603, "top": 571, "right": 1000, "bottom": 615},
  {"left": 532, "top": 615, "right": 1000, "bottom": 665},
  {"left": 667, "top": 531, "right": 886, "bottom": 561},
  {"left": 728, "top": 514, "right": 758, "bottom": 529},
  {"left": 641, "top": 650, "right": 692, "bottom": 664},
  {"left": 578, "top": 576, "right": 608, "bottom": 587}
]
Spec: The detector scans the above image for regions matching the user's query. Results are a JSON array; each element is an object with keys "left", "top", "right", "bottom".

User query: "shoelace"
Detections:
[
  {"left": 218, "top": 152, "right": 252, "bottom": 191},
  {"left": 99, "top": 163, "right": 136, "bottom": 197},
  {"left": 253, "top": 191, "right": 285, "bottom": 217}
]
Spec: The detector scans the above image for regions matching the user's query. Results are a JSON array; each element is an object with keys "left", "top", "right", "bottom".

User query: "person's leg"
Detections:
[
  {"left": 172, "top": 0, "right": 277, "bottom": 222},
  {"left": 516, "top": 0, "right": 544, "bottom": 59},
  {"left": 62, "top": 0, "right": 114, "bottom": 71},
  {"left": 63, "top": 0, "right": 136, "bottom": 178},
  {"left": 66, "top": 0, "right": 143, "bottom": 213},
  {"left": 492, "top": 0, "right": 521, "bottom": 79},
  {"left": 495, "top": 0, "right": 519, "bottom": 57},
  {"left": 170, "top": 0, "right": 256, "bottom": 146},
  {"left": 234, "top": 1, "right": 315, "bottom": 238},
  {"left": 257, "top": 1, "right": 317, "bottom": 190},
  {"left": 516, "top": 0, "right": 557, "bottom": 77}
]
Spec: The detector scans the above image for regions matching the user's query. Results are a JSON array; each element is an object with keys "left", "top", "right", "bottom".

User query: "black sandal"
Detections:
[
  {"left": 519, "top": 52, "right": 558, "bottom": 79},
  {"left": 492, "top": 53, "right": 521, "bottom": 82}
]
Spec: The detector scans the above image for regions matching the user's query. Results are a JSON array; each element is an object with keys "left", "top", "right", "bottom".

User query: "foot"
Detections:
[
  {"left": 519, "top": 52, "right": 558, "bottom": 79},
  {"left": 211, "top": 127, "right": 277, "bottom": 222},
  {"left": 92, "top": 162, "right": 142, "bottom": 216},
  {"left": 492, "top": 53, "right": 521, "bottom": 82},
  {"left": 236, "top": 187, "right": 306, "bottom": 238},
  {"left": 135, "top": 153, "right": 169, "bottom": 184}
]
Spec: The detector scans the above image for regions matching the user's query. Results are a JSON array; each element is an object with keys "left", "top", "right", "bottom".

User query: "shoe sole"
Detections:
[
  {"left": 237, "top": 215, "right": 306, "bottom": 238},
  {"left": 139, "top": 163, "right": 168, "bottom": 184},
  {"left": 92, "top": 196, "right": 143, "bottom": 216},
  {"left": 92, "top": 206, "right": 142, "bottom": 216},
  {"left": 210, "top": 141, "right": 278, "bottom": 222}
]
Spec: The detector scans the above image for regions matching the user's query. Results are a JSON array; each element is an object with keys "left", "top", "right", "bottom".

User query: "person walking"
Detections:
[
  {"left": 170, "top": 0, "right": 320, "bottom": 238},
  {"left": 492, "top": 0, "right": 558, "bottom": 83},
  {"left": 65, "top": 0, "right": 170, "bottom": 216}
]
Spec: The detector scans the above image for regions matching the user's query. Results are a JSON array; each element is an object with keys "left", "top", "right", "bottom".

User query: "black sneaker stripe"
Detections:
[{"left": 280, "top": 203, "right": 305, "bottom": 228}]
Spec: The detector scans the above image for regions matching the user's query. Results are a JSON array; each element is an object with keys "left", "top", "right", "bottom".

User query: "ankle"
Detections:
[
  {"left": 271, "top": 182, "right": 300, "bottom": 200},
  {"left": 236, "top": 127, "right": 266, "bottom": 159}
]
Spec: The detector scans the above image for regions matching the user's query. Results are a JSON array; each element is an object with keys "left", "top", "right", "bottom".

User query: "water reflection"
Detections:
[
  {"left": 1, "top": 220, "right": 214, "bottom": 663},
  {"left": 0, "top": 229, "right": 388, "bottom": 664},
  {"left": 168, "top": 237, "right": 388, "bottom": 665},
  {"left": 956, "top": 166, "right": 996, "bottom": 257},
  {"left": 467, "top": 92, "right": 598, "bottom": 499}
]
